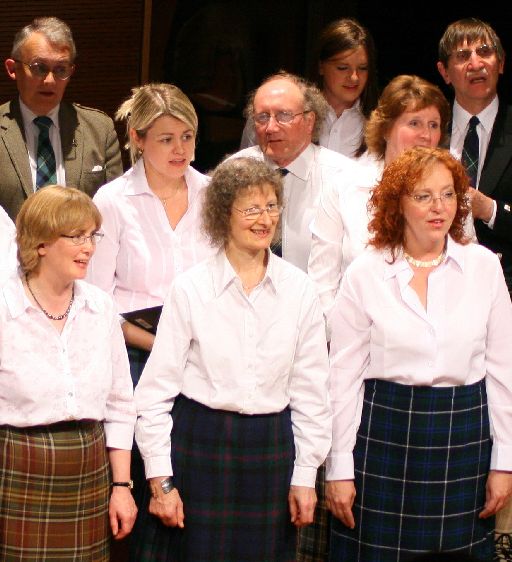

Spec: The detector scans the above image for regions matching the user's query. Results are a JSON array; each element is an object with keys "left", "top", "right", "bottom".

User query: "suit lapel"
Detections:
[
  {"left": 0, "top": 100, "right": 33, "bottom": 197},
  {"left": 479, "top": 104, "right": 512, "bottom": 196},
  {"left": 59, "top": 103, "right": 82, "bottom": 188}
]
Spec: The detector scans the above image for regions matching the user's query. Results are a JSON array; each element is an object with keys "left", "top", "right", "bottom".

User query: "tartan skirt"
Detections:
[
  {"left": 330, "top": 378, "right": 494, "bottom": 562},
  {"left": 297, "top": 462, "right": 331, "bottom": 562},
  {"left": 0, "top": 421, "right": 110, "bottom": 562},
  {"left": 130, "top": 394, "right": 297, "bottom": 562}
]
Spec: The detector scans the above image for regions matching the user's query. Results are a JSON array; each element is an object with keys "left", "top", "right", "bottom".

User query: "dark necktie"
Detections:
[
  {"left": 461, "top": 115, "right": 479, "bottom": 187},
  {"left": 34, "top": 116, "right": 57, "bottom": 188},
  {"left": 271, "top": 168, "right": 288, "bottom": 257}
]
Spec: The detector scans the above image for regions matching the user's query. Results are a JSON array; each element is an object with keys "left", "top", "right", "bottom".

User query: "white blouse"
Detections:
[
  {"left": 326, "top": 237, "right": 512, "bottom": 481},
  {"left": 318, "top": 101, "right": 365, "bottom": 158},
  {"left": 0, "top": 275, "right": 135, "bottom": 449},
  {"left": 135, "top": 250, "right": 332, "bottom": 487},
  {"left": 308, "top": 155, "right": 383, "bottom": 323},
  {"left": 88, "top": 160, "right": 216, "bottom": 313}
]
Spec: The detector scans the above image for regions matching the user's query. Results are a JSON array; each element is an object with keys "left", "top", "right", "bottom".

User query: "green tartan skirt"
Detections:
[{"left": 0, "top": 421, "right": 110, "bottom": 562}]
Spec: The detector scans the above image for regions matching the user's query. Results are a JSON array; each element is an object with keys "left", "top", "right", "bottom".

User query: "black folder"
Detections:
[{"left": 121, "top": 305, "right": 163, "bottom": 334}]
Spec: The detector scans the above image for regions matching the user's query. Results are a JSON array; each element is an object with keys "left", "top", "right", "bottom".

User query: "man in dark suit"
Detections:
[
  {"left": 0, "top": 16, "right": 123, "bottom": 219},
  {"left": 438, "top": 18, "right": 512, "bottom": 293}
]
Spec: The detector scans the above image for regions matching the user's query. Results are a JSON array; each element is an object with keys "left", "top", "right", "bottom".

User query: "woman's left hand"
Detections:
[
  {"left": 109, "top": 486, "right": 138, "bottom": 539},
  {"left": 479, "top": 470, "right": 512, "bottom": 519},
  {"left": 288, "top": 485, "right": 317, "bottom": 527}
]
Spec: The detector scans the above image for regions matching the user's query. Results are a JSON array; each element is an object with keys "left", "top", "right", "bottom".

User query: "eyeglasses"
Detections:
[
  {"left": 233, "top": 204, "right": 283, "bottom": 220},
  {"left": 254, "top": 110, "right": 310, "bottom": 125},
  {"left": 409, "top": 191, "right": 457, "bottom": 207},
  {"left": 451, "top": 44, "right": 496, "bottom": 63},
  {"left": 15, "top": 60, "right": 75, "bottom": 80},
  {"left": 61, "top": 232, "right": 104, "bottom": 245}
]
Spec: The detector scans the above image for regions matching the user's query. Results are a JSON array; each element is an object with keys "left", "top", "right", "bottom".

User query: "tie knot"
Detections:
[
  {"left": 278, "top": 168, "right": 289, "bottom": 177},
  {"left": 33, "top": 116, "right": 53, "bottom": 131},
  {"left": 468, "top": 115, "right": 480, "bottom": 129}
]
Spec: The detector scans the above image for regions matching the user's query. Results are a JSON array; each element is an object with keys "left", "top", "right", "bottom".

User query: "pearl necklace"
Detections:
[
  {"left": 26, "top": 277, "right": 75, "bottom": 320},
  {"left": 403, "top": 248, "right": 446, "bottom": 268}
]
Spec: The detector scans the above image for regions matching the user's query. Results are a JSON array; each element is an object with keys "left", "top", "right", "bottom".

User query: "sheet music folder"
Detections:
[{"left": 121, "top": 305, "right": 163, "bottom": 334}]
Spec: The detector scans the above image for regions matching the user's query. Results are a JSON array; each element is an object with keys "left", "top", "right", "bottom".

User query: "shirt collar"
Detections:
[
  {"left": 124, "top": 159, "right": 199, "bottom": 199},
  {"left": 382, "top": 235, "right": 464, "bottom": 281},
  {"left": 212, "top": 248, "right": 278, "bottom": 297},
  {"left": 19, "top": 97, "right": 60, "bottom": 130},
  {"left": 281, "top": 143, "right": 315, "bottom": 181},
  {"left": 3, "top": 274, "right": 100, "bottom": 320},
  {"left": 453, "top": 96, "right": 499, "bottom": 135}
]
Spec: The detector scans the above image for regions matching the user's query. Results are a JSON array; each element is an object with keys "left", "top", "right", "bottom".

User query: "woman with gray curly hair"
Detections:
[{"left": 133, "top": 156, "right": 332, "bottom": 562}]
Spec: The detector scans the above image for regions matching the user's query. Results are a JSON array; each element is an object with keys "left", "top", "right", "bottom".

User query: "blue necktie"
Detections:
[
  {"left": 461, "top": 115, "right": 479, "bottom": 187},
  {"left": 34, "top": 116, "right": 57, "bottom": 188}
]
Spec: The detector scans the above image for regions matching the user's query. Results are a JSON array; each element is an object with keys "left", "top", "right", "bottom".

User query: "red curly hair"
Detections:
[{"left": 368, "top": 147, "right": 470, "bottom": 262}]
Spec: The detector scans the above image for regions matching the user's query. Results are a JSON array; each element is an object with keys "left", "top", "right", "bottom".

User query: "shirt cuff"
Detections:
[
  {"left": 485, "top": 200, "right": 498, "bottom": 229},
  {"left": 325, "top": 452, "right": 354, "bottom": 481},
  {"left": 490, "top": 443, "right": 512, "bottom": 471},
  {"left": 291, "top": 465, "right": 317, "bottom": 487},
  {"left": 142, "top": 454, "right": 174, "bottom": 479},
  {"left": 104, "top": 421, "right": 135, "bottom": 450}
]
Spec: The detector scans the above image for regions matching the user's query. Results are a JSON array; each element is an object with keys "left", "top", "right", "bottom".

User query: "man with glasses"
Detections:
[
  {"left": 0, "top": 17, "right": 122, "bottom": 219},
  {"left": 438, "top": 18, "right": 512, "bottom": 296},
  {"left": 228, "top": 71, "right": 358, "bottom": 272}
]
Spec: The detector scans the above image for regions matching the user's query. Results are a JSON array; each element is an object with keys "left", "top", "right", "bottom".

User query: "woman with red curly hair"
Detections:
[{"left": 326, "top": 146, "right": 512, "bottom": 561}]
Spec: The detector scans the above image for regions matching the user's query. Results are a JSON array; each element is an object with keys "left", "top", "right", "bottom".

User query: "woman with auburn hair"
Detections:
[
  {"left": 327, "top": 147, "right": 512, "bottom": 561},
  {"left": 0, "top": 186, "right": 136, "bottom": 561}
]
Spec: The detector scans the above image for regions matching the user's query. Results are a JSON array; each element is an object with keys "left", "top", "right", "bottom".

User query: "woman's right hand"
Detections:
[
  {"left": 325, "top": 480, "right": 356, "bottom": 529},
  {"left": 148, "top": 478, "right": 185, "bottom": 527}
]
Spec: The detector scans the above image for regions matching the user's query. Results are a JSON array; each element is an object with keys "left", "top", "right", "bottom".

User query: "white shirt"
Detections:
[
  {"left": 326, "top": 237, "right": 512, "bottom": 481},
  {"left": 135, "top": 250, "right": 332, "bottom": 487},
  {"left": 308, "top": 154, "right": 383, "bottom": 323},
  {"left": 0, "top": 275, "right": 135, "bottom": 449},
  {"left": 451, "top": 97, "right": 499, "bottom": 229},
  {"left": 229, "top": 144, "right": 357, "bottom": 272},
  {"left": 0, "top": 206, "right": 17, "bottom": 283},
  {"left": 19, "top": 99, "right": 65, "bottom": 189},
  {"left": 88, "top": 160, "right": 216, "bottom": 313},
  {"left": 318, "top": 101, "right": 365, "bottom": 157}
]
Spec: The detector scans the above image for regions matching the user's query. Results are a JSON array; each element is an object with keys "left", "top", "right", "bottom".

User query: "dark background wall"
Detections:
[{"left": 1, "top": 0, "right": 509, "bottom": 174}]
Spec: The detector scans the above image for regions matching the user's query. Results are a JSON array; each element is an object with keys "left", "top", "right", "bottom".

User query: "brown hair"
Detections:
[
  {"left": 317, "top": 18, "right": 378, "bottom": 120},
  {"left": 368, "top": 147, "right": 470, "bottom": 261},
  {"left": 438, "top": 17, "right": 504, "bottom": 66},
  {"left": 202, "top": 157, "right": 283, "bottom": 247},
  {"left": 365, "top": 75, "right": 450, "bottom": 160},
  {"left": 16, "top": 186, "right": 101, "bottom": 275}
]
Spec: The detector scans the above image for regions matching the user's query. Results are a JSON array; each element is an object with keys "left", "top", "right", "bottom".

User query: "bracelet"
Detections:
[{"left": 112, "top": 480, "right": 134, "bottom": 489}]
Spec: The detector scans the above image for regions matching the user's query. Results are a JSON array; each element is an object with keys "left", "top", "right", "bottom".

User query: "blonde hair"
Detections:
[
  {"left": 16, "top": 186, "right": 101, "bottom": 275},
  {"left": 116, "top": 83, "right": 198, "bottom": 165}
]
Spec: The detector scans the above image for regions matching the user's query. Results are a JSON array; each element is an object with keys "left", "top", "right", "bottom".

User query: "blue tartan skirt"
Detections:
[
  {"left": 130, "top": 395, "right": 297, "bottom": 562},
  {"left": 330, "top": 378, "right": 494, "bottom": 562}
]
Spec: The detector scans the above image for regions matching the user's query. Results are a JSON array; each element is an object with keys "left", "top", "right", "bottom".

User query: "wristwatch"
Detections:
[
  {"left": 112, "top": 480, "right": 134, "bottom": 489},
  {"left": 160, "top": 477, "right": 175, "bottom": 494}
]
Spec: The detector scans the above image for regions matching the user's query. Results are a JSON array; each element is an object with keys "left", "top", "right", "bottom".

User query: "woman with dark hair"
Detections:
[
  {"left": 0, "top": 186, "right": 136, "bottom": 561},
  {"left": 132, "top": 157, "right": 331, "bottom": 561},
  {"left": 327, "top": 147, "right": 512, "bottom": 561}
]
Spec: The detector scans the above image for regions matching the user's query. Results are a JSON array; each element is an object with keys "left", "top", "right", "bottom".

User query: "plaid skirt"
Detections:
[
  {"left": 130, "top": 394, "right": 297, "bottom": 562},
  {"left": 330, "top": 378, "right": 494, "bottom": 562},
  {"left": 0, "top": 421, "right": 110, "bottom": 562},
  {"left": 297, "top": 462, "right": 331, "bottom": 562}
]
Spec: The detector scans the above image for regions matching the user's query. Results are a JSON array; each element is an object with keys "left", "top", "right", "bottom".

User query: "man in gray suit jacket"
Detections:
[{"left": 0, "top": 16, "right": 123, "bottom": 219}]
